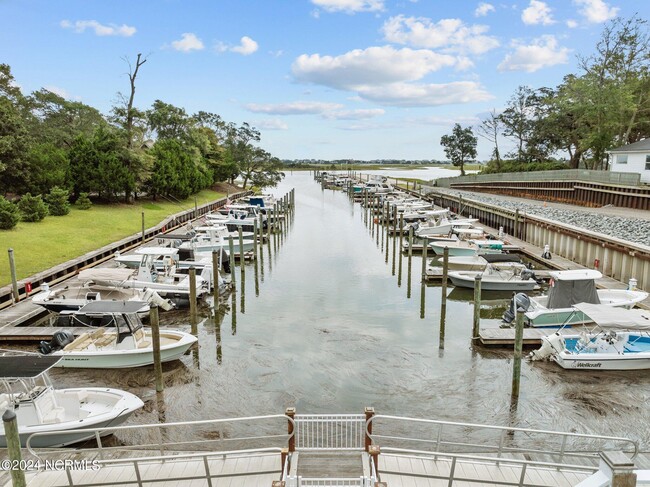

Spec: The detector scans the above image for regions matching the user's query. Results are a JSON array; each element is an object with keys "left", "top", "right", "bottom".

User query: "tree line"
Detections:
[
  {"left": 0, "top": 54, "right": 283, "bottom": 215},
  {"left": 442, "top": 17, "right": 650, "bottom": 175}
]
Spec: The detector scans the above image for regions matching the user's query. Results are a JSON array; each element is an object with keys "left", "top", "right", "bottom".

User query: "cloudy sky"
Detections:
[{"left": 1, "top": 0, "right": 645, "bottom": 160}]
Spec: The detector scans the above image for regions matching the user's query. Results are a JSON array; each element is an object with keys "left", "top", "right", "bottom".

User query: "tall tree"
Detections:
[
  {"left": 124, "top": 53, "right": 147, "bottom": 149},
  {"left": 440, "top": 124, "right": 477, "bottom": 176},
  {"left": 498, "top": 86, "right": 540, "bottom": 162},
  {"left": 477, "top": 110, "right": 503, "bottom": 170}
]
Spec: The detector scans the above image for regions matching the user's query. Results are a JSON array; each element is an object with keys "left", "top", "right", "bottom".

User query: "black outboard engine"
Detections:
[
  {"left": 39, "top": 330, "right": 74, "bottom": 355},
  {"left": 520, "top": 268, "right": 536, "bottom": 282},
  {"left": 502, "top": 293, "right": 531, "bottom": 323}
]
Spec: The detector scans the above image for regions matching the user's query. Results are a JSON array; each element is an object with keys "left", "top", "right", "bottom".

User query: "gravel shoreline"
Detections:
[{"left": 432, "top": 188, "right": 650, "bottom": 247}]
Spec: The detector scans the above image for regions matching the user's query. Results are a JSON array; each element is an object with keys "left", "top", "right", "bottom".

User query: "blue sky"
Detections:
[{"left": 1, "top": 0, "right": 646, "bottom": 160}]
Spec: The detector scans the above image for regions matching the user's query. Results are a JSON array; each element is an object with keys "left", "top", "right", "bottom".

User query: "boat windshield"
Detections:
[{"left": 0, "top": 373, "right": 53, "bottom": 406}]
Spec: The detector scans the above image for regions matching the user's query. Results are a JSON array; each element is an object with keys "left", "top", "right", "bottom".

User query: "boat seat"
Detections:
[
  {"left": 90, "top": 328, "right": 105, "bottom": 339},
  {"left": 94, "top": 334, "right": 116, "bottom": 348},
  {"left": 137, "top": 340, "right": 151, "bottom": 349},
  {"left": 41, "top": 407, "right": 65, "bottom": 424},
  {"left": 63, "top": 334, "right": 92, "bottom": 351}
]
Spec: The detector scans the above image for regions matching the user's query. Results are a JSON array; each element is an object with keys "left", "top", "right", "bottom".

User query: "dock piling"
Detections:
[
  {"left": 3, "top": 409, "right": 27, "bottom": 487},
  {"left": 150, "top": 305, "right": 164, "bottom": 393},
  {"left": 511, "top": 305, "right": 525, "bottom": 401},
  {"left": 212, "top": 250, "right": 220, "bottom": 307},
  {"left": 189, "top": 267, "right": 198, "bottom": 327},
  {"left": 286, "top": 407, "right": 296, "bottom": 452},
  {"left": 238, "top": 227, "right": 245, "bottom": 283},
  {"left": 398, "top": 214, "right": 404, "bottom": 287},
  {"left": 407, "top": 227, "right": 413, "bottom": 298},
  {"left": 439, "top": 247, "right": 449, "bottom": 349},
  {"left": 8, "top": 248, "right": 19, "bottom": 303},
  {"left": 472, "top": 275, "right": 482, "bottom": 341},
  {"left": 228, "top": 237, "right": 236, "bottom": 291},
  {"left": 391, "top": 207, "right": 397, "bottom": 275},
  {"left": 141, "top": 212, "right": 145, "bottom": 243},
  {"left": 253, "top": 218, "right": 259, "bottom": 261}
]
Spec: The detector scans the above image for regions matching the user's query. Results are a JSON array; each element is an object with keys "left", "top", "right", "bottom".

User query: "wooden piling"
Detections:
[
  {"left": 141, "top": 212, "right": 145, "bottom": 243},
  {"left": 398, "top": 213, "right": 404, "bottom": 287},
  {"left": 407, "top": 227, "right": 413, "bottom": 298},
  {"left": 514, "top": 208, "right": 520, "bottom": 239},
  {"left": 2, "top": 409, "right": 27, "bottom": 487},
  {"left": 8, "top": 248, "right": 19, "bottom": 303},
  {"left": 391, "top": 207, "right": 397, "bottom": 275},
  {"left": 253, "top": 218, "right": 259, "bottom": 261},
  {"left": 194, "top": 196, "right": 198, "bottom": 219},
  {"left": 439, "top": 247, "right": 449, "bottom": 349},
  {"left": 384, "top": 202, "right": 389, "bottom": 262},
  {"left": 212, "top": 250, "right": 220, "bottom": 306},
  {"left": 472, "top": 275, "right": 482, "bottom": 340},
  {"left": 421, "top": 237, "right": 428, "bottom": 280},
  {"left": 189, "top": 267, "right": 198, "bottom": 327},
  {"left": 150, "top": 305, "right": 164, "bottom": 392},
  {"left": 511, "top": 307, "right": 525, "bottom": 400},
  {"left": 364, "top": 407, "right": 375, "bottom": 452},
  {"left": 228, "top": 236, "right": 236, "bottom": 291},
  {"left": 286, "top": 407, "right": 296, "bottom": 452},
  {"left": 238, "top": 227, "right": 245, "bottom": 283}
]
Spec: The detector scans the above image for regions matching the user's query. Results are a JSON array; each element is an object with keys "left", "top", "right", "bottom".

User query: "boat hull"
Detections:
[
  {"left": 448, "top": 272, "right": 538, "bottom": 291},
  {"left": 553, "top": 353, "right": 650, "bottom": 370}
]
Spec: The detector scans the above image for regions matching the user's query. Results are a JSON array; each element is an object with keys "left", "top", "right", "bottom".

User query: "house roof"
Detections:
[{"left": 609, "top": 138, "right": 650, "bottom": 153}]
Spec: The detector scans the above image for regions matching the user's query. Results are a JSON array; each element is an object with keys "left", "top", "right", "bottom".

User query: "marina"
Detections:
[{"left": 2, "top": 172, "right": 650, "bottom": 486}]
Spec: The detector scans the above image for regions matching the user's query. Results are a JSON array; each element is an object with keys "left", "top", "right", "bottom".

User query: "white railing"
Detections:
[
  {"left": 295, "top": 414, "right": 366, "bottom": 451},
  {"left": 367, "top": 415, "right": 638, "bottom": 467},
  {"left": 26, "top": 414, "right": 293, "bottom": 459},
  {"left": 287, "top": 477, "right": 371, "bottom": 486},
  {"left": 380, "top": 447, "right": 598, "bottom": 487}
]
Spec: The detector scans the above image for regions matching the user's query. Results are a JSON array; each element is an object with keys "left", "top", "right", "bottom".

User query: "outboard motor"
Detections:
[
  {"left": 39, "top": 330, "right": 75, "bottom": 355},
  {"left": 502, "top": 293, "right": 531, "bottom": 323},
  {"left": 520, "top": 268, "right": 536, "bottom": 281}
]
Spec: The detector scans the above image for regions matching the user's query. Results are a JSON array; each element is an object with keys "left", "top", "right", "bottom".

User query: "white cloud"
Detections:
[
  {"left": 381, "top": 16, "right": 500, "bottom": 55},
  {"left": 231, "top": 36, "right": 259, "bottom": 55},
  {"left": 293, "top": 46, "right": 458, "bottom": 89},
  {"left": 354, "top": 81, "right": 493, "bottom": 107},
  {"left": 171, "top": 33, "right": 204, "bottom": 52},
  {"left": 474, "top": 2, "right": 496, "bottom": 17},
  {"left": 217, "top": 36, "right": 259, "bottom": 55},
  {"left": 573, "top": 0, "right": 619, "bottom": 23},
  {"left": 498, "top": 35, "right": 569, "bottom": 72},
  {"left": 407, "top": 115, "right": 480, "bottom": 126},
  {"left": 521, "top": 0, "right": 555, "bottom": 25},
  {"left": 245, "top": 101, "right": 344, "bottom": 115},
  {"left": 253, "top": 119, "right": 289, "bottom": 130},
  {"left": 324, "top": 108, "right": 385, "bottom": 120},
  {"left": 566, "top": 19, "right": 578, "bottom": 28},
  {"left": 60, "top": 19, "right": 136, "bottom": 37},
  {"left": 311, "top": 0, "right": 384, "bottom": 13}
]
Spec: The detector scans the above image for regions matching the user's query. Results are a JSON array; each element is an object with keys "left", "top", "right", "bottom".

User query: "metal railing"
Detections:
[
  {"left": 295, "top": 414, "right": 366, "bottom": 451},
  {"left": 379, "top": 447, "right": 598, "bottom": 487},
  {"left": 287, "top": 478, "right": 371, "bottom": 487},
  {"left": 366, "top": 415, "right": 638, "bottom": 467},
  {"left": 26, "top": 414, "right": 293, "bottom": 459}
]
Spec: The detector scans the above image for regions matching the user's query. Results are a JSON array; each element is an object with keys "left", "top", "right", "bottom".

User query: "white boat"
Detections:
[
  {"left": 210, "top": 206, "right": 267, "bottom": 232},
  {"left": 531, "top": 302, "right": 650, "bottom": 370},
  {"left": 504, "top": 269, "right": 649, "bottom": 327},
  {"left": 443, "top": 253, "right": 522, "bottom": 271},
  {"left": 0, "top": 353, "right": 143, "bottom": 447},
  {"left": 448, "top": 263, "right": 539, "bottom": 291},
  {"left": 80, "top": 248, "right": 209, "bottom": 308},
  {"left": 364, "top": 181, "right": 393, "bottom": 193},
  {"left": 41, "top": 301, "right": 198, "bottom": 368},
  {"left": 31, "top": 283, "right": 173, "bottom": 313},
  {"left": 430, "top": 239, "right": 504, "bottom": 257},
  {"left": 183, "top": 226, "right": 255, "bottom": 254}
]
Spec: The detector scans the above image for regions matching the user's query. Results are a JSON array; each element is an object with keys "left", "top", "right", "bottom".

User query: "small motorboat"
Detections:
[
  {"left": 443, "top": 253, "right": 522, "bottom": 271},
  {"left": 530, "top": 302, "right": 650, "bottom": 370},
  {"left": 503, "top": 270, "right": 649, "bottom": 327},
  {"left": 448, "top": 263, "right": 539, "bottom": 291},
  {"left": 430, "top": 239, "right": 504, "bottom": 257},
  {"left": 0, "top": 352, "right": 143, "bottom": 447},
  {"left": 39, "top": 301, "right": 198, "bottom": 368}
]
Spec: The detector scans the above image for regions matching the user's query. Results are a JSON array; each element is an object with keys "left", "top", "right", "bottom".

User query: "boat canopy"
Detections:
[
  {"left": 573, "top": 302, "right": 650, "bottom": 330},
  {"left": 78, "top": 268, "right": 134, "bottom": 282},
  {"left": 77, "top": 301, "right": 147, "bottom": 314},
  {"left": 135, "top": 247, "right": 179, "bottom": 256},
  {"left": 481, "top": 254, "right": 521, "bottom": 263},
  {"left": 549, "top": 269, "right": 603, "bottom": 281},
  {"left": 0, "top": 356, "right": 61, "bottom": 379},
  {"left": 546, "top": 275, "right": 600, "bottom": 309}
]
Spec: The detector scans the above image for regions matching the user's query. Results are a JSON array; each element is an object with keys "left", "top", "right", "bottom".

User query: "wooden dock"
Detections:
[
  {"left": 0, "top": 326, "right": 90, "bottom": 342},
  {"left": 478, "top": 326, "right": 577, "bottom": 346}
]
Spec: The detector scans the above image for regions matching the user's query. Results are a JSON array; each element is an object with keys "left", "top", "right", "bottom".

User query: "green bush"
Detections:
[
  {"left": 75, "top": 192, "right": 92, "bottom": 210},
  {"left": 18, "top": 193, "right": 48, "bottom": 222},
  {"left": 480, "top": 160, "right": 569, "bottom": 174},
  {"left": 0, "top": 196, "right": 20, "bottom": 230},
  {"left": 45, "top": 186, "right": 71, "bottom": 216}
]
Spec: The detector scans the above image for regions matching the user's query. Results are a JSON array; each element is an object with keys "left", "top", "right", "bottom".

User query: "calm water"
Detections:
[{"left": 49, "top": 173, "right": 650, "bottom": 447}]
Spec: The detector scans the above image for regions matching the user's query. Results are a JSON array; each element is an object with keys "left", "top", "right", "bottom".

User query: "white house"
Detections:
[{"left": 608, "top": 138, "right": 650, "bottom": 183}]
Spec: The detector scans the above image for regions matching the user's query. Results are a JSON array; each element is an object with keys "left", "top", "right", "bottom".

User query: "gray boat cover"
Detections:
[
  {"left": 546, "top": 278, "right": 600, "bottom": 309},
  {"left": 573, "top": 303, "right": 650, "bottom": 330},
  {"left": 481, "top": 254, "right": 521, "bottom": 263}
]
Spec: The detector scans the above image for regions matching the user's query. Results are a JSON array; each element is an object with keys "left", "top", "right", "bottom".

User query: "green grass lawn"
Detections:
[{"left": 0, "top": 190, "right": 225, "bottom": 287}]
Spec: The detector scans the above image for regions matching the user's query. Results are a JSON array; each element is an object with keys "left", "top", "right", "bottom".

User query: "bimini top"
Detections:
[
  {"left": 574, "top": 302, "right": 650, "bottom": 330},
  {"left": 0, "top": 355, "right": 62, "bottom": 379},
  {"left": 549, "top": 269, "right": 602, "bottom": 281},
  {"left": 77, "top": 301, "right": 147, "bottom": 314},
  {"left": 135, "top": 247, "right": 179, "bottom": 256}
]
